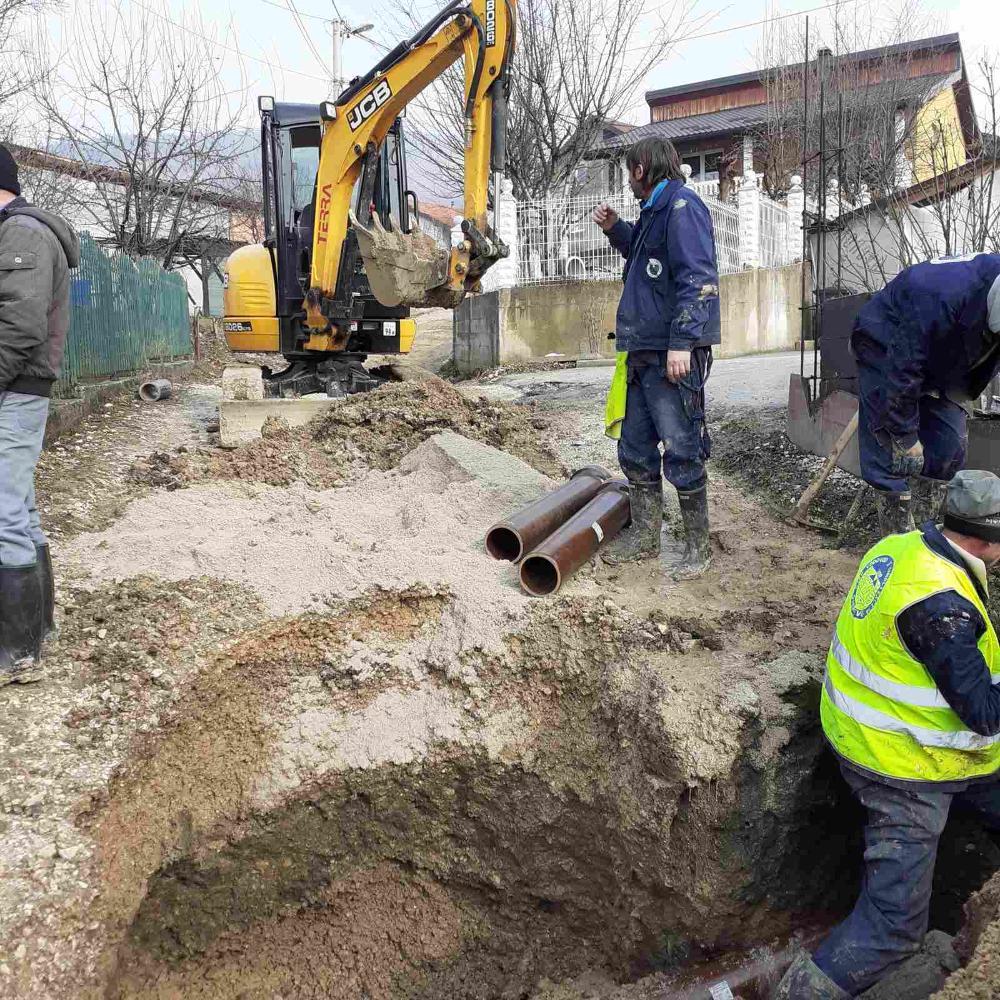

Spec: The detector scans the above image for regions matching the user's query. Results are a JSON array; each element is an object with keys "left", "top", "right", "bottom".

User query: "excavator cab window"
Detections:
[{"left": 265, "top": 105, "right": 411, "bottom": 315}]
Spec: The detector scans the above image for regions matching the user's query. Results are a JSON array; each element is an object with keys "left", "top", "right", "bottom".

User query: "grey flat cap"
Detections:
[{"left": 944, "top": 470, "right": 1000, "bottom": 541}]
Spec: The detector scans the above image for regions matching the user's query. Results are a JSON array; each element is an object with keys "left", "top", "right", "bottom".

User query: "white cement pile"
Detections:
[{"left": 63, "top": 442, "right": 555, "bottom": 658}]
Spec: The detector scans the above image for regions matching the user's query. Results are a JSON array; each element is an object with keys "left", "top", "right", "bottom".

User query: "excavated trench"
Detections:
[{"left": 81, "top": 588, "right": 997, "bottom": 1000}]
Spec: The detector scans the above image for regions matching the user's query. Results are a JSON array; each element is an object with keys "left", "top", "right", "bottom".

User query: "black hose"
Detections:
[
  {"left": 462, "top": 12, "right": 487, "bottom": 121},
  {"left": 337, "top": 1, "right": 469, "bottom": 107}
]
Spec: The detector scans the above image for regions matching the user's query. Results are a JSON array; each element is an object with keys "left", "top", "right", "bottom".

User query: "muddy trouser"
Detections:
[
  {"left": 617, "top": 348, "right": 711, "bottom": 491},
  {"left": 0, "top": 391, "right": 49, "bottom": 568},
  {"left": 812, "top": 764, "right": 1000, "bottom": 995},
  {"left": 856, "top": 360, "right": 967, "bottom": 495}
]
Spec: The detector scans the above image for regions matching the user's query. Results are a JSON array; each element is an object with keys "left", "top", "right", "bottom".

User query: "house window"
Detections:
[{"left": 681, "top": 150, "right": 723, "bottom": 181}]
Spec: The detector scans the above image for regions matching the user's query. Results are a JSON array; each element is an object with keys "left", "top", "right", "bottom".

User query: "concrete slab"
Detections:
[
  {"left": 219, "top": 398, "right": 340, "bottom": 448},
  {"left": 399, "top": 430, "right": 555, "bottom": 506},
  {"left": 577, "top": 358, "right": 616, "bottom": 368}
]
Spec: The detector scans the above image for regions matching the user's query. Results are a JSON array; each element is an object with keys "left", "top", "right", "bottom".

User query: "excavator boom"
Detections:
[{"left": 306, "top": 0, "right": 515, "bottom": 328}]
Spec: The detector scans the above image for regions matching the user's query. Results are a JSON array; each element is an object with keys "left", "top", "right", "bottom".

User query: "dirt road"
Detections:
[{"left": 0, "top": 352, "right": 987, "bottom": 1000}]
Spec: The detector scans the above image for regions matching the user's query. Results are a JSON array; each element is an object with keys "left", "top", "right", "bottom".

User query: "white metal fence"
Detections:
[
  {"left": 514, "top": 190, "right": 746, "bottom": 285},
  {"left": 759, "top": 197, "right": 794, "bottom": 269}
]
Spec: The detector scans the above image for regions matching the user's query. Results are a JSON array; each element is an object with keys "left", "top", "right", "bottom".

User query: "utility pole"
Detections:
[{"left": 330, "top": 16, "right": 374, "bottom": 97}]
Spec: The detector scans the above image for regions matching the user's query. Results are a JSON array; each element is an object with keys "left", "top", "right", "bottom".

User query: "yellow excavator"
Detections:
[{"left": 222, "top": 0, "right": 515, "bottom": 399}]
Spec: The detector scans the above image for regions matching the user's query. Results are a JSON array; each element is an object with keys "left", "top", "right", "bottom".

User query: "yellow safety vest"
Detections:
[
  {"left": 821, "top": 530, "right": 1000, "bottom": 783},
  {"left": 604, "top": 352, "right": 628, "bottom": 440}
]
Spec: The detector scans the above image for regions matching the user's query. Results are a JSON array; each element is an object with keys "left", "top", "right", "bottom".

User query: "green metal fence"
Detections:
[{"left": 57, "top": 233, "right": 192, "bottom": 397}]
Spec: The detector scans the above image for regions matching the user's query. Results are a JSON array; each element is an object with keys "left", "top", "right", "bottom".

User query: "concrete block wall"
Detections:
[{"left": 453, "top": 263, "right": 806, "bottom": 372}]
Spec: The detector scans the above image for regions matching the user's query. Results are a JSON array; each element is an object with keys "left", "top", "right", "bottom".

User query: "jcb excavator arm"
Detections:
[{"left": 304, "top": 0, "right": 516, "bottom": 338}]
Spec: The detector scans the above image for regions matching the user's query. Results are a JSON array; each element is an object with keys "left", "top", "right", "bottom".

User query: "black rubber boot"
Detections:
[
  {"left": 874, "top": 489, "right": 915, "bottom": 535},
  {"left": 910, "top": 475, "right": 947, "bottom": 527},
  {"left": 0, "top": 564, "right": 44, "bottom": 686},
  {"left": 772, "top": 952, "right": 850, "bottom": 1000},
  {"left": 36, "top": 543, "right": 55, "bottom": 639},
  {"left": 673, "top": 484, "right": 712, "bottom": 580},
  {"left": 601, "top": 482, "right": 663, "bottom": 564}
]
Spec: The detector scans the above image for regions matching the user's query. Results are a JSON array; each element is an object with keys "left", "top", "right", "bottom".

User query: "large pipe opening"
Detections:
[
  {"left": 520, "top": 554, "right": 560, "bottom": 596},
  {"left": 486, "top": 525, "right": 523, "bottom": 562}
]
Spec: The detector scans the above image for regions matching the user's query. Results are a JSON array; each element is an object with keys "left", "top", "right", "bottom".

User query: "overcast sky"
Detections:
[
  {"left": 35, "top": 0, "right": 1000, "bottom": 201},
  {"left": 166, "top": 0, "right": 1000, "bottom": 116}
]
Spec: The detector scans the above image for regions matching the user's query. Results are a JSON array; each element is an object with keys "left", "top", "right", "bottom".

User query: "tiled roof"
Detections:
[
  {"left": 419, "top": 200, "right": 461, "bottom": 227},
  {"left": 602, "top": 104, "right": 772, "bottom": 150}
]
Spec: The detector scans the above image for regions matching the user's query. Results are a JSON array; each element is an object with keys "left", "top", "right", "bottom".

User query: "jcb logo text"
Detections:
[{"left": 347, "top": 79, "right": 393, "bottom": 131}]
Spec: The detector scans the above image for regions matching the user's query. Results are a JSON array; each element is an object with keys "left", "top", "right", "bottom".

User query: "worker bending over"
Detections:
[
  {"left": 853, "top": 253, "right": 1000, "bottom": 534},
  {"left": 592, "top": 137, "right": 721, "bottom": 579},
  {"left": 777, "top": 470, "right": 1000, "bottom": 998}
]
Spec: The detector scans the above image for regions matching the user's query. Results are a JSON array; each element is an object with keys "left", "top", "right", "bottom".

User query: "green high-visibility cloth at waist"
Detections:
[{"left": 604, "top": 352, "right": 627, "bottom": 440}]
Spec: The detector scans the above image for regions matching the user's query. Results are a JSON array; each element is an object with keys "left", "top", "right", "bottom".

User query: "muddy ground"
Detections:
[{"left": 3, "top": 350, "right": 1000, "bottom": 999}]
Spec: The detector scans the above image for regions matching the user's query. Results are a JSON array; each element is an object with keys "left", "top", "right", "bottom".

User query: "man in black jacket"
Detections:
[{"left": 0, "top": 145, "right": 80, "bottom": 684}]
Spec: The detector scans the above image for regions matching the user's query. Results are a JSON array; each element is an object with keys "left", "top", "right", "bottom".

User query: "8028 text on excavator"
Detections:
[{"left": 222, "top": 0, "right": 516, "bottom": 400}]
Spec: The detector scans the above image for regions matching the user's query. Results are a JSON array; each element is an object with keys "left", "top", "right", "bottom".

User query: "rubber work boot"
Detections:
[
  {"left": 910, "top": 475, "right": 948, "bottom": 527},
  {"left": 36, "top": 543, "right": 55, "bottom": 639},
  {"left": 772, "top": 952, "right": 850, "bottom": 1000},
  {"left": 601, "top": 482, "right": 663, "bottom": 564},
  {"left": 874, "top": 489, "right": 915, "bottom": 536},
  {"left": 673, "top": 484, "right": 712, "bottom": 580},
  {"left": 0, "top": 565, "right": 44, "bottom": 687}
]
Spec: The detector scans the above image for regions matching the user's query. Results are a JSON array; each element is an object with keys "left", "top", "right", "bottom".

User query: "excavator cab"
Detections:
[{"left": 224, "top": 100, "right": 420, "bottom": 379}]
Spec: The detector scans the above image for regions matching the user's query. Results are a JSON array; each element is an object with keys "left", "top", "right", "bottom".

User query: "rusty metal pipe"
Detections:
[
  {"left": 520, "top": 481, "right": 630, "bottom": 597},
  {"left": 486, "top": 465, "right": 614, "bottom": 563}
]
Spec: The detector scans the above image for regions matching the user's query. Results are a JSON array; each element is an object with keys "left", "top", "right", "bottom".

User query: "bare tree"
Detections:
[
  {"left": 753, "top": 0, "right": 937, "bottom": 201},
  {"left": 390, "top": 0, "right": 702, "bottom": 201},
  {"left": 27, "top": 0, "right": 253, "bottom": 268},
  {"left": 0, "top": 0, "right": 52, "bottom": 138},
  {"left": 832, "top": 53, "right": 1000, "bottom": 291}
]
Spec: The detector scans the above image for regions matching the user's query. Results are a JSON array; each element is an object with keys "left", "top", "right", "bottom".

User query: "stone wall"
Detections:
[{"left": 453, "top": 263, "right": 806, "bottom": 372}]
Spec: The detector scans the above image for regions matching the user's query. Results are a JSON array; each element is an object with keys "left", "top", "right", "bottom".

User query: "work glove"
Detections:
[{"left": 891, "top": 437, "right": 925, "bottom": 477}]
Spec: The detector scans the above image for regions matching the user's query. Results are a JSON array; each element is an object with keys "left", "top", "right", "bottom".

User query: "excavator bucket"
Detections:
[{"left": 351, "top": 211, "right": 463, "bottom": 309}]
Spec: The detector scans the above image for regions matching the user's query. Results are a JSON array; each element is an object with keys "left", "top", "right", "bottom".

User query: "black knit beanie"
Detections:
[{"left": 0, "top": 146, "right": 21, "bottom": 197}]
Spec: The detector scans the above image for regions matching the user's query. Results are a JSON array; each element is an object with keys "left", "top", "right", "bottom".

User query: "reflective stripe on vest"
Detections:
[
  {"left": 822, "top": 530, "right": 1000, "bottom": 783},
  {"left": 830, "top": 634, "right": 1000, "bottom": 709},
  {"left": 823, "top": 672, "right": 1000, "bottom": 751}
]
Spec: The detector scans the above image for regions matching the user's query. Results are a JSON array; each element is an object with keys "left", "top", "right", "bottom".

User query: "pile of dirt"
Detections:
[
  {"left": 129, "top": 376, "right": 563, "bottom": 491},
  {"left": 309, "top": 376, "right": 563, "bottom": 477}
]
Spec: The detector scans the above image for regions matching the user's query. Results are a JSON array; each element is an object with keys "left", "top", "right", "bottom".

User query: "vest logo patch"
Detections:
[
  {"left": 646, "top": 258, "right": 663, "bottom": 279},
  {"left": 851, "top": 555, "right": 895, "bottom": 619}
]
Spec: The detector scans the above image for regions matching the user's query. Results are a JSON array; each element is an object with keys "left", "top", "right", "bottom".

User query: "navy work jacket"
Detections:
[
  {"left": 853, "top": 253, "right": 1000, "bottom": 444},
  {"left": 604, "top": 179, "right": 721, "bottom": 353}
]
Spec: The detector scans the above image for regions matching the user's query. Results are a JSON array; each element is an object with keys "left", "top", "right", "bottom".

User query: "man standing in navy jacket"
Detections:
[
  {"left": 853, "top": 254, "right": 1000, "bottom": 533},
  {"left": 592, "top": 138, "right": 721, "bottom": 578}
]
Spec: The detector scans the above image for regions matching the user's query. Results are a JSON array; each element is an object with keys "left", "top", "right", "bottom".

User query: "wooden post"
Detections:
[{"left": 200, "top": 253, "right": 212, "bottom": 316}]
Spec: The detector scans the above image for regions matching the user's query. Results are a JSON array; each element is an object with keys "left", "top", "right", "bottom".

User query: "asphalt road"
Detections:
[{"left": 479, "top": 351, "right": 803, "bottom": 414}]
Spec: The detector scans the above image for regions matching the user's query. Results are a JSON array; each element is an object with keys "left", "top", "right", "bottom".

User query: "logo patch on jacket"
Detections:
[
  {"left": 646, "top": 258, "right": 663, "bottom": 279},
  {"left": 850, "top": 555, "right": 894, "bottom": 619}
]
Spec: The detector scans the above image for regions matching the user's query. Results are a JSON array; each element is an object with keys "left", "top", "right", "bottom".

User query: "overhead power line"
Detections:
[
  {"left": 259, "top": 0, "right": 332, "bottom": 21},
  {"left": 282, "top": 0, "right": 331, "bottom": 75},
  {"left": 123, "top": 0, "right": 331, "bottom": 83},
  {"left": 627, "top": 0, "right": 865, "bottom": 55}
]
